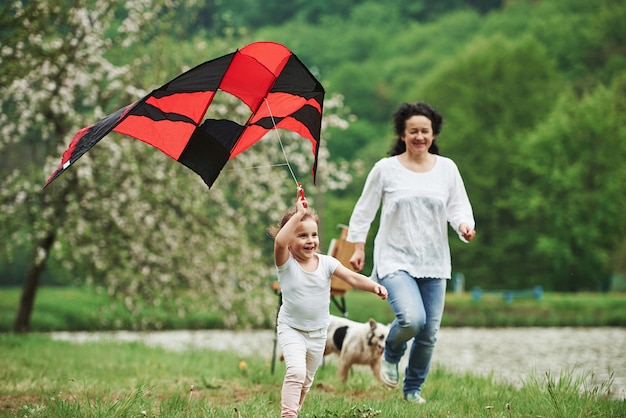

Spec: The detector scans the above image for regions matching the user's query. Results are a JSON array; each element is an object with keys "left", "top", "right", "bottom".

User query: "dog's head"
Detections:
[{"left": 366, "top": 318, "right": 389, "bottom": 356}]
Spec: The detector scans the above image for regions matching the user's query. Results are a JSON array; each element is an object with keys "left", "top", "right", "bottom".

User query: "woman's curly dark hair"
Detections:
[{"left": 389, "top": 102, "right": 443, "bottom": 156}]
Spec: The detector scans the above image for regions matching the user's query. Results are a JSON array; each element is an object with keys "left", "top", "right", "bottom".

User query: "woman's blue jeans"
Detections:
[{"left": 379, "top": 271, "right": 447, "bottom": 395}]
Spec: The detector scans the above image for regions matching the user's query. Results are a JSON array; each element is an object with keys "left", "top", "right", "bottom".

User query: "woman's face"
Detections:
[{"left": 401, "top": 115, "right": 434, "bottom": 155}]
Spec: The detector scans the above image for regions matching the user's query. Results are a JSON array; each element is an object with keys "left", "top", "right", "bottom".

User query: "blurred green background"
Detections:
[{"left": 2, "top": 0, "right": 625, "bottom": 330}]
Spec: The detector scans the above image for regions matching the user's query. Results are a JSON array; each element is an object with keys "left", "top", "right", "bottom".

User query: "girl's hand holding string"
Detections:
[
  {"left": 295, "top": 197, "right": 308, "bottom": 213},
  {"left": 373, "top": 283, "right": 388, "bottom": 300}
]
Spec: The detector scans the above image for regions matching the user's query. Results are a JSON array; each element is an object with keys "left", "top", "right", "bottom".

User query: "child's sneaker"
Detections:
[{"left": 380, "top": 357, "right": 399, "bottom": 388}]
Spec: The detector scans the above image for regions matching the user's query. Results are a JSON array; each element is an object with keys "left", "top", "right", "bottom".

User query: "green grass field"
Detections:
[
  {"left": 1, "top": 287, "right": 625, "bottom": 416},
  {"left": 0, "top": 333, "right": 623, "bottom": 417},
  {"left": 2, "top": 286, "right": 626, "bottom": 332}
]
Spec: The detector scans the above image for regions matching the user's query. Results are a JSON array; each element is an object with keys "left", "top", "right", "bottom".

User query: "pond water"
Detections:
[{"left": 51, "top": 327, "right": 625, "bottom": 400}]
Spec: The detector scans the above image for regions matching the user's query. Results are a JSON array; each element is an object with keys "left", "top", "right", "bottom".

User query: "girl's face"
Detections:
[
  {"left": 401, "top": 115, "right": 434, "bottom": 155},
  {"left": 289, "top": 218, "right": 319, "bottom": 262}
]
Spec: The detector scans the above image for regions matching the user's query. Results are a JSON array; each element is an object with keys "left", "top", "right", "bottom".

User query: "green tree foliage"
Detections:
[
  {"left": 506, "top": 73, "right": 626, "bottom": 291},
  {"left": 413, "top": 34, "right": 562, "bottom": 287},
  {"left": 1, "top": 0, "right": 162, "bottom": 331},
  {"left": 0, "top": 0, "right": 354, "bottom": 330},
  {"left": 252, "top": 0, "right": 626, "bottom": 290},
  {"left": 189, "top": 0, "right": 503, "bottom": 34},
  {"left": 256, "top": 8, "right": 488, "bottom": 152},
  {"left": 524, "top": 0, "right": 626, "bottom": 84},
  {"left": 3, "top": 0, "right": 626, "bottom": 323}
]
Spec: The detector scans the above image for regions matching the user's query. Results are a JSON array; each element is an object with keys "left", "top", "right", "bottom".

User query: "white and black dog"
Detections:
[{"left": 324, "top": 315, "right": 389, "bottom": 382}]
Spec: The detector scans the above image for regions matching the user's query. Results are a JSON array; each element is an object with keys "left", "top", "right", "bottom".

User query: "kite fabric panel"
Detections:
[{"left": 43, "top": 41, "right": 325, "bottom": 190}]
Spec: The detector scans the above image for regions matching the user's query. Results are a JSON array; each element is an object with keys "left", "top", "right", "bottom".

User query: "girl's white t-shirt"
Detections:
[{"left": 277, "top": 253, "right": 340, "bottom": 331}]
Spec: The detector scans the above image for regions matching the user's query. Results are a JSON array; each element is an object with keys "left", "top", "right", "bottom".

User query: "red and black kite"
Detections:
[{"left": 43, "top": 41, "right": 324, "bottom": 189}]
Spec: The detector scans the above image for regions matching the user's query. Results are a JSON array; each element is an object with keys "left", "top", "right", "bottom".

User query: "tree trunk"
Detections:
[{"left": 13, "top": 232, "right": 56, "bottom": 333}]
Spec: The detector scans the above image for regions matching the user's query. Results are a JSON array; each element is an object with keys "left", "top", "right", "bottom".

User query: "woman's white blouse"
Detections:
[{"left": 347, "top": 155, "right": 474, "bottom": 280}]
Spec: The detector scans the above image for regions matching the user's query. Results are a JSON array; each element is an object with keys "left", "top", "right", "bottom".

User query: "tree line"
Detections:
[{"left": 251, "top": 0, "right": 626, "bottom": 291}]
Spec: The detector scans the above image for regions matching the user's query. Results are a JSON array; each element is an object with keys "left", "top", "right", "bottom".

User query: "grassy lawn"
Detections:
[
  {"left": 0, "top": 333, "right": 623, "bottom": 417},
  {"left": 0, "top": 287, "right": 226, "bottom": 332},
  {"left": 1, "top": 287, "right": 625, "bottom": 416},
  {"left": 2, "top": 286, "right": 626, "bottom": 332}
]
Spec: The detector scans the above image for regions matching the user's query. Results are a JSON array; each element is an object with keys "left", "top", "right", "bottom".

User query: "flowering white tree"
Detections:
[
  {"left": 1, "top": 0, "right": 166, "bottom": 332},
  {"left": 1, "top": 1, "right": 354, "bottom": 331}
]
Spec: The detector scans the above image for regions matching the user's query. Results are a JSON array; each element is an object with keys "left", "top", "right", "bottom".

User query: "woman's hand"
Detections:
[
  {"left": 349, "top": 242, "right": 366, "bottom": 271},
  {"left": 459, "top": 223, "right": 476, "bottom": 242}
]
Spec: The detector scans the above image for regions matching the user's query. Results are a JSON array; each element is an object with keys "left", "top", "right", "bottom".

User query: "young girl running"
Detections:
[{"left": 271, "top": 196, "right": 388, "bottom": 418}]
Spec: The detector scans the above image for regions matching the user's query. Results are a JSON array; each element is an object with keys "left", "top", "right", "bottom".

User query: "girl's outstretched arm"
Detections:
[{"left": 332, "top": 264, "right": 387, "bottom": 299}]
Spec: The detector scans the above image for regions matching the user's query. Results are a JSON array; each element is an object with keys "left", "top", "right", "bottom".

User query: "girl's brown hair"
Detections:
[{"left": 268, "top": 206, "right": 319, "bottom": 238}]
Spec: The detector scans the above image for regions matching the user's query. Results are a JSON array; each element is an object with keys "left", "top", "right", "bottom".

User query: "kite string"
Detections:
[{"left": 263, "top": 98, "right": 305, "bottom": 199}]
